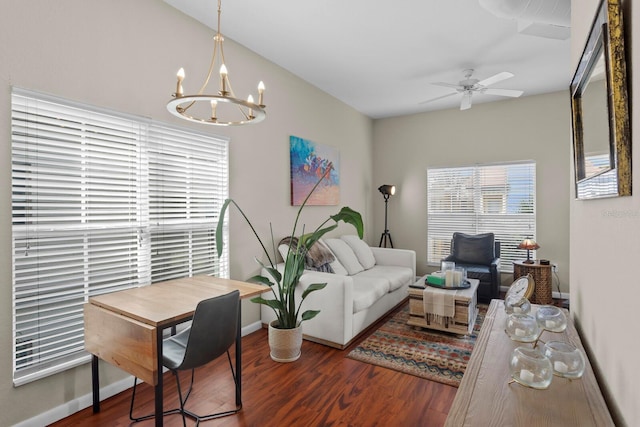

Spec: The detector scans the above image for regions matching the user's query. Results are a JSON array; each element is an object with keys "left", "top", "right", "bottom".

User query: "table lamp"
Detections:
[{"left": 518, "top": 238, "right": 539, "bottom": 264}]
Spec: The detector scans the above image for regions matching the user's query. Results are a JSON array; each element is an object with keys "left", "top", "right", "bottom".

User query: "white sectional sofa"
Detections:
[{"left": 261, "top": 235, "right": 416, "bottom": 349}]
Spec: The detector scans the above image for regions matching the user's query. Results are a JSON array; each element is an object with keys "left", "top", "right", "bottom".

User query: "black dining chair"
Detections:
[{"left": 129, "top": 290, "right": 241, "bottom": 426}]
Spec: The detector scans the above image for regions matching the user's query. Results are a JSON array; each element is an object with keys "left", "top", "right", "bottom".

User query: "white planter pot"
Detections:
[{"left": 268, "top": 320, "right": 302, "bottom": 362}]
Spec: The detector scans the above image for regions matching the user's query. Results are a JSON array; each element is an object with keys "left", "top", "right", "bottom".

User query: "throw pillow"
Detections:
[
  {"left": 278, "top": 237, "right": 335, "bottom": 273},
  {"left": 341, "top": 235, "right": 376, "bottom": 270},
  {"left": 320, "top": 239, "right": 349, "bottom": 276},
  {"left": 324, "top": 238, "right": 364, "bottom": 275},
  {"left": 452, "top": 232, "right": 495, "bottom": 265}
]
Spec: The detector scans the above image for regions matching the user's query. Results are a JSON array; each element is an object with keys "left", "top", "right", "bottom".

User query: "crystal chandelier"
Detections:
[{"left": 166, "top": 0, "right": 266, "bottom": 126}]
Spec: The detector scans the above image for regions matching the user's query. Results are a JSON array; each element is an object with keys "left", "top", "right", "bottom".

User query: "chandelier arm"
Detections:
[{"left": 196, "top": 39, "right": 220, "bottom": 96}]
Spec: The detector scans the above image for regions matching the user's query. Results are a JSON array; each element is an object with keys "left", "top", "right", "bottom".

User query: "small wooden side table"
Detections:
[{"left": 513, "top": 260, "right": 552, "bottom": 304}]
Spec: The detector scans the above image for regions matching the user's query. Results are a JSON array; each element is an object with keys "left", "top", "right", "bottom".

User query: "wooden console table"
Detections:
[{"left": 445, "top": 300, "right": 613, "bottom": 427}]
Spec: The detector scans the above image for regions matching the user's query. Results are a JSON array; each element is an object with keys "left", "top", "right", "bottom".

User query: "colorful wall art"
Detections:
[{"left": 290, "top": 135, "right": 340, "bottom": 206}]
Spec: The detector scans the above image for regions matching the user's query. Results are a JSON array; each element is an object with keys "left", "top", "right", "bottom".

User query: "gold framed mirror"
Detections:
[{"left": 570, "top": 0, "right": 631, "bottom": 200}]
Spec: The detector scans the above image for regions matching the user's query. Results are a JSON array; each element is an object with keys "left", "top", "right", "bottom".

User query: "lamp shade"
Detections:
[
  {"left": 518, "top": 238, "right": 540, "bottom": 251},
  {"left": 378, "top": 185, "right": 396, "bottom": 196}
]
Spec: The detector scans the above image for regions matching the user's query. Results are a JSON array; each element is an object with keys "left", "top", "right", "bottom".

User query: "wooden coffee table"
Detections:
[{"left": 407, "top": 276, "right": 479, "bottom": 335}]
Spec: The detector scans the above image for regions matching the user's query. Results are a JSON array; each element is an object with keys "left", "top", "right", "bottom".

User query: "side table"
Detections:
[{"left": 513, "top": 260, "right": 552, "bottom": 304}]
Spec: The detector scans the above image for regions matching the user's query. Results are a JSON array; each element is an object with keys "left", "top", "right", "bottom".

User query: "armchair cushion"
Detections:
[{"left": 452, "top": 232, "right": 495, "bottom": 265}]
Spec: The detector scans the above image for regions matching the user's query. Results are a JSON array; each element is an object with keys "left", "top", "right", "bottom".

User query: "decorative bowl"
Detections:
[
  {"left": 535, "top": 305, "right": 567, "bottom": 332},
  {"left": 505, "top": 295, "right": 531, "bottom": 315},
  {"left": 505, "top": 313, "right": 540, "bottom": 342},
  {"left": 509, "top": 346, "right": 553, "bottom": 389},
  {"left": 542, "top": 341, "right": 586, "bottom": 379}
]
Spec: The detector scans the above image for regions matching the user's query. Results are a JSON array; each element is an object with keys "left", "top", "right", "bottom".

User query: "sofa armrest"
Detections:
[{"left": 370, "top": 247, "right": 416, "bottom": 278}]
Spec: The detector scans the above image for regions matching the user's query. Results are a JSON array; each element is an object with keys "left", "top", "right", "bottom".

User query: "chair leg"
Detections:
[
  {"left": 128, "top": 375, "right": 182, "bottom": 424},
  {"left": 182, "top": 350, "right": 242, "bottom": 425},
  {"left": 129, "top": 377, "right": 155, "bottom": 422},
  {"left": 173, "top": 370, "right": 187, "bottom": 427}
]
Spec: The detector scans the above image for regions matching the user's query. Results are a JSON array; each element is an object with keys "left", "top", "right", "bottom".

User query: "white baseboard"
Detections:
[{"left": 14, "top": 321, "right": 264, "bottom": 427}]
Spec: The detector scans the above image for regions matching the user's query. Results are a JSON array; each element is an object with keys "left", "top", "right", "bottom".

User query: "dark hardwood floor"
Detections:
[{"left": 49, "top": 303, "right": 457, "bottom": 427}]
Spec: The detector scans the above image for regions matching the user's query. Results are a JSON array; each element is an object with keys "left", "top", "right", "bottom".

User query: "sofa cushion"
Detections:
[
  {"left": 356, "top": 265, "right": 414, "bottom": 292},
  {"left": 341, "top": 235, "right": 376, "bottom": 270},
  {"left": 324, "top": 238, "right": 364, "bottom": 275},
  {"left": 320, "top": 239, "right": 349, "bottom": 275},
  {"left": 452, "top": 232, "right": 495, "bottom": 265},
  {"left": 351, "top": 275, "right": 390, "bottom": 313}
]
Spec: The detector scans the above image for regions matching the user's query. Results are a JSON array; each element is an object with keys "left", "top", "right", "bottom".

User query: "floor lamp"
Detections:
[{"left": 378, "top": 185, "right": 396, "bottom": 248}]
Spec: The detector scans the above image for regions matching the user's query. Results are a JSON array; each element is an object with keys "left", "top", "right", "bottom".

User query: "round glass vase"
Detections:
[
  {"left": 505, "top": 295, "right": 531, "bottom": 315},
  {"left": 535, "top": 305, "right": 567, "bottom": 333},
  {"left": 509, "top": 346, "right": 554, "bottom": 389},
  {"left": 505, "top": 313, "right": 540, "bottom": 343},
  {"left": 543, "top": 341, "right": 586, "bottom": 379}
]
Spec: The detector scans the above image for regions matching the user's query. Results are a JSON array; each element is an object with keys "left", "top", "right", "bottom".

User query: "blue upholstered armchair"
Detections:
[{"left": 442, "top": 232, "right": 500, "bottom": 303}]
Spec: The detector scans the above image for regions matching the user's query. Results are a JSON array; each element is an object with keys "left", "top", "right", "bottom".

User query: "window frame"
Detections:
[
  {"left": 426, "top": 161, "right": 536, "bottom": 273},
  {"left": 11, "top": 87, "right": 229, "bottom": 385}
]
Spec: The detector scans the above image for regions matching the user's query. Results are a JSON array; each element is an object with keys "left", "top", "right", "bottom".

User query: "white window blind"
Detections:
[
  {"left": 577, "top": 153, "right": 618, "bottom": 199},
  {"left": 148, "top": 124, "right": 229, "bottom": 282},
  {"left": 427, "top": 162, "right": 536, "bottom": 272},
  {"left": 11, "top": 88, "right": 229, "bottom": 385}
]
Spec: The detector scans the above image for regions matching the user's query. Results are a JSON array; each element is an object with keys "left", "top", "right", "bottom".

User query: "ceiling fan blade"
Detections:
[
  {"left": 483, "top": 88, "right": 524, "bottom": 98},
  {"left": 477, "top": 71, "right": 514, "bottom": 87},
  {"left": 432, "top": 82, "right": 462, "bottom": 89},
  {"left": 460, "top": 92, "right": 473, "bottom": 110},
  {"left": 418, "top": 92, "right": 457, "bottom": 105}
]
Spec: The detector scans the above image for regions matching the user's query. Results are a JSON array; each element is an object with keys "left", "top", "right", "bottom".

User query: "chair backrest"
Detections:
[
  {"left": 178, "top": 290, "right": 240, "bottom": 370},
  {"left": 450, "top": 232, "right": 500, "bottom": 265}
]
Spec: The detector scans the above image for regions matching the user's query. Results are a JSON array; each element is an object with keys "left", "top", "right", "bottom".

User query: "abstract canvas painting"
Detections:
[{"left": 290, "top": 135, "right": 340, "bottom": 205}]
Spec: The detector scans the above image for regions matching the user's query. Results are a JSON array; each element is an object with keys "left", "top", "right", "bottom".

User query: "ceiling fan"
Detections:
[{"left": 420, "top": 69, "right": 524, "bottom": 110}]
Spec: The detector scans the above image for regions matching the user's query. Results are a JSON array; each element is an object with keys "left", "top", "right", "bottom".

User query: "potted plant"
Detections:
[{"left": 215, "top": 165, "right": 363, "bottom": 361}]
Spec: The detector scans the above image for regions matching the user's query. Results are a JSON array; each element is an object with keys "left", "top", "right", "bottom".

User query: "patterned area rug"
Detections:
[{"left": 346, "top": 303, "right": 487, "bottom": 387}]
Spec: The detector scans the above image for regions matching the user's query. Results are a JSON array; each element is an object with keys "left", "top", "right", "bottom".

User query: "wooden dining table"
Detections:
[{"left": 84, "top": 275, "right": 268, "bottom": 427}]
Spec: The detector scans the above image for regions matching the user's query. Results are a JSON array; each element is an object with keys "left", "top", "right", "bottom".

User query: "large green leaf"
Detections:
[
  {"left": 247, "top": 274, "right": 274, "bottom": 287},
  {"left": 301, "top": 282, "right": 327, "bottom": 300},
  {"left": 250, "top": 296, "right": 285, "bottom": 312},
  {"left": 301, "top": 310, "right": 321, "bottom": 321},
  {"left": 215, "top": 199, "right": 233, "bottom": 258},
  {"left": 331, "top": 207, "right": 364, "bottom": 238}
]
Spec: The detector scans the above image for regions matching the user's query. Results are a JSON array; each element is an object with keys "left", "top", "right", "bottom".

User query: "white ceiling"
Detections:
[{"left": 164, "top": 0, "right": 572, "bottom": 119}]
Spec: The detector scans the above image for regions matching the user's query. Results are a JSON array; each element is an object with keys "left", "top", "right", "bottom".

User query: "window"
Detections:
[
  {"left": 11, "top": 88, "right": 229, "bottom": 385},
  {"left": 427, "top": 162, "right": 536, "bottom": 272}
]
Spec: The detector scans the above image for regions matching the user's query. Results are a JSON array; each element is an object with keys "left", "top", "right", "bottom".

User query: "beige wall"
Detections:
[
  {"left": 372, "top": 91, "right": 571, "bottom": 293},
  {"left": 0, "top": 1, "right": 373, "bottom": 425},
  {"left": 570, "top": 0, "right": 639, "bottom": 425},
  {"left": 3, "top": 0, "right": 635, "bottom": 425}
]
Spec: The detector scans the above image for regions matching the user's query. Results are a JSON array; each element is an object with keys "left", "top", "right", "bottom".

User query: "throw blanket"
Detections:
[{"left": 423, "top": 288, "right": 457, "bottom": 325}]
